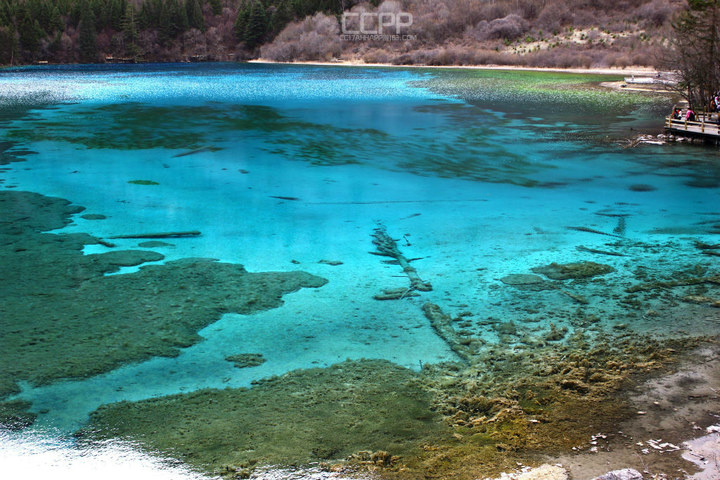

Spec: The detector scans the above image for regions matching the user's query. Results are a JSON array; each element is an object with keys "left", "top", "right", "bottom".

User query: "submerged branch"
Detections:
[
  {"left": 422, "top": 303, "right": 473, "bottom": 364},
  {"left": 371, "top": 224, "right": 432, "bottom": 296},
  {"left": 109, "top": 230, "right": 201, "bottom": 239}
]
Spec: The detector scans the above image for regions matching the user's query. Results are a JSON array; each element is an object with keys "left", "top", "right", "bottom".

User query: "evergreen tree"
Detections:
[
  {"left": 270, "top": 0, "right": 293, "bottom": 35},
  {"left": 209, "top": 0, "right": 221, "bottom": 15},
  {"left": 121, "top": 2, "right": 139, "bottom": 58},
  {"left": 29, "top": 0, "right": 51, "bottom": 33},
  {"left": 48, "top": 30, "right": 62, "bottom": 55},
  {"left": 669, "top": 0, "right": 720, "bottom": 108},
  {"left": 90, "top": 0, "right": 104, "bottom": 29},
  {"left": 69, "top": 1, "right": 83, "bottom": 28},
  {"left": 243, "top": 1, "right": 268, "bottom": 49},
  {"left": 0, "top": 25, "right": 16, "bottom": 64},
  {"left": 79, "top": 8, "right": 98, "bottom": 62},
  {"left": 233, "top": 2, "right": 250, "bottom": 40},
  {"left": 18, "top": 7, "right": 44, "bottom": 58},
  {"left": 110, "top": 0, "right": 128, "bottom": 31},
  {"left": 159, "top": 0, "right": 188, "bottom": 43},
  {"left": 49, "top": 6, "right": 64, "bottom": 32},
  {"left": 0, "top": 1, "right": 9, "bottom": 26},
  {"left": 186, "top": 0, "right": 204, "bottom": 31}
]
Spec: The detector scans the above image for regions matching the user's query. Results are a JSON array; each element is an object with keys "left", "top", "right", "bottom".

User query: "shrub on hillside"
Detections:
[
  {"left": 633, "top": 0, "right": 676, "bottom": 28},
  {"left": 535, "top": 3, "right": 573, "bottom": 33},
  {"left": 260, "top": 13, "right": 341, "bottom": 62},
  {"left": 468, "top": 14, "right": 529, "bottom": 41}
]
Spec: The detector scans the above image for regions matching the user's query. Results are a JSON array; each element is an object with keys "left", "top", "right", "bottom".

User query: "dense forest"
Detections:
[
  {"left": 0, "top": 0, "right": 685, "bottom": 68},
  {"left": 0, "top": 0, "right": 361, "bottom": 63}
]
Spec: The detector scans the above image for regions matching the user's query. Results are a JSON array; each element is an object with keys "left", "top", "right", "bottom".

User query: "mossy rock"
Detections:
[
  {"left": 531, "top": 261, "right": 615, "bottom": 280},
  {"left": 225, "top": 353, "right": 265, "bottom": 369},
  {"left": 500, "top": 274, "right": 544, "bottom": 285}
]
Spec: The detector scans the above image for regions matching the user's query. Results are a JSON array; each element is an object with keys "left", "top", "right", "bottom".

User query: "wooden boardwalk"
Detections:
[{"left": 665, "top": 112, "right": 720, "bottom": 141}]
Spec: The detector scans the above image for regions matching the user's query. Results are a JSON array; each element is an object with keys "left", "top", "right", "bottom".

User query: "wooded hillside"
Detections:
[{"left": 0, "top": 0, "right": 685, "bottom": 68}]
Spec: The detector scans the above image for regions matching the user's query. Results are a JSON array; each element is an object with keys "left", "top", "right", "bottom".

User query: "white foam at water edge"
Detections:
[
  {"left": 682, "top": 425, "right": 720, "bottom": 480},
  {"left": 0, "top": 429, "right": 373, "bottom": 480},
  {"left": 0, "top": 429, "right": 216, "bottom": 480}
]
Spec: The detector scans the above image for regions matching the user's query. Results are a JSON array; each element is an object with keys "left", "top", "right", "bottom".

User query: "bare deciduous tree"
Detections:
[{"left": 666, "top": 0, "right": 720, "bottom": 109}]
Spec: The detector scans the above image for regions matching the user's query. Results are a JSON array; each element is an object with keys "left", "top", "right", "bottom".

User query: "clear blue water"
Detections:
[{"left": 1, "top": 63, "right": 719, "bottom": 477}]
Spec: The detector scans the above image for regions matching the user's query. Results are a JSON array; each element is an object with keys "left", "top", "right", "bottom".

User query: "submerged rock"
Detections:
[
  {"left": 532, "top": 261, "right": 615, "bottom": 280},
  {"left": 225, "top": 353, "right": 265, "bottom": 369},
  {"left": 500, "top": 274, "right": 545, "bottom": 285},
  {"left": 489, "top": 464, "right": 569, "bottom": 480},
  {"left": 318, "top": 259, "right": 343, "bottom": 266},
  {"left": 138, "top": 241, "right": 175, "bottom": 248}
]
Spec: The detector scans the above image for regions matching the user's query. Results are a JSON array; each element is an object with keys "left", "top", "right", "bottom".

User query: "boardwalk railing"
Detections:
[{"left": 665, "top": 112, "right": 720, "bottom": 138}]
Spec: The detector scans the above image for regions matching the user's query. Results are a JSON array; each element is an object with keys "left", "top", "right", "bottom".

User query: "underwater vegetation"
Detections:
[
  {"left": 419, "top": 69, "right": 662, "bottom": 124},
  {"left": 2, "top": 65, "right": 720, "bottom": 480},
  {"left": 80, "top": 360, "right": 448, "bottom": 479},
  {"left": 0, "top": 190, "right": 327, "bottom": 421},
  {"left": 77, "top": 221, "right": 720, "bottom": 479},
  {"left": 81, "top": 325, "right": 708, "bottom": 480},
  {"left": 4, "top": 100, "right": 555, "bottom": 187}
]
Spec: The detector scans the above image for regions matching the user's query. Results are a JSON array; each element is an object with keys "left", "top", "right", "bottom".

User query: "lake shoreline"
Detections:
[{"left": 250, "top": 58, "right": 660, "bottom": 77}]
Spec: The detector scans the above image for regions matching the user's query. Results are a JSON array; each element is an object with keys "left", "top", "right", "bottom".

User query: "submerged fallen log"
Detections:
[
  {"left": 553, "top": 286, "right": 589, "bottom": 305},
  {"left": 576, "top": 245, "right": 625, "bottom": 257},
  {"left": 172, "top": 146, "right": 217, "bottom": 158},
  {"left": 566, "top": 226, "right": 622, "bottom": 238},
  {"left": 422, "top": 303, "right": 472, "bottom": 364},
  {"left": 373, "top": 288, "right": 420, "bottom": 301},
  {"left": 371, "top": 224, "right": 432, "bottom": 297},
  {"left": 109, "top": 230, "right": 201, "bottom": 239}
]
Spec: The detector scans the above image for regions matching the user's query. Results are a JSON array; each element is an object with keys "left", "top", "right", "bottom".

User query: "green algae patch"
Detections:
[
  {"left": 0, "top": 399, "right": 37, "bottom": 431},
  {"left": 402, "top": 334, "right": 707, "bottom": 480},
  {"left": 81, "top": 359, "right": 449, "bottom": 477},
  {"left": 128, "top": 179, "right": 159, "bottom": 185},
  {"left": 0, "top": 190, "right": 328, "bottom": 403},
  {"left": 225, "top": 353, "right": 265, "bottom": 369},
  {"left": 78, "top": 335, "right": 704, "bottom": 480}
]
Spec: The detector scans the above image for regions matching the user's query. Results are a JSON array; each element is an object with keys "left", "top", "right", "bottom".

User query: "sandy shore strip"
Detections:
[{"left": 249, "top": 58, "right": 661, "bottom": 77}]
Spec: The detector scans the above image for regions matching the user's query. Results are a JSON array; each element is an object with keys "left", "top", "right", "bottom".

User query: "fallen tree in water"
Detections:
[{"left": 371, "top": 224, "right": 432, "bottom": 300}]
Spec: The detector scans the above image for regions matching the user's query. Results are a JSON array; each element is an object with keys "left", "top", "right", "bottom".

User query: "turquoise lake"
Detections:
[{"left": 1, "top": 63, "right": 719, "bottom": 479}]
